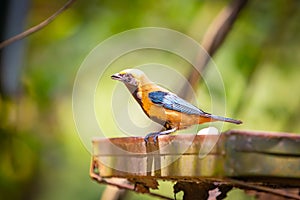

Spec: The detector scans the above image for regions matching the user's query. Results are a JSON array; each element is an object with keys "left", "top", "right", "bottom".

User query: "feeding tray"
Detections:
[
  {"left": 91, "top": 130, "right": 300, "bottom": 187},
  {"left": 225, "top": 130, "right": 300, "bottom": 179}
]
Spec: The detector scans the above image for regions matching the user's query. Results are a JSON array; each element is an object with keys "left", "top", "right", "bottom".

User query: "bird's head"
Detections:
[{"left": 111, "top": 68, "right": 150, "bottom": 87}]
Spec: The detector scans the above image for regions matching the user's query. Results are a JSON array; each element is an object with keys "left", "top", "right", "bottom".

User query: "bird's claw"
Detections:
[
  {"left": 144, "top": 132, "right": 159, "bottom": 145},
  {"left": 144, "top": 135, "right": 150, "bottom": 144},
  {"left": 144, "top": 128, "right": 177, "bottom": 145},
  {"left": 153, "top": 135, "right": 159, "bottom": 144}
]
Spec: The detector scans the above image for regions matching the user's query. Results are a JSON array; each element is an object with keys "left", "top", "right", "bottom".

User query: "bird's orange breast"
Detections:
[{"left": 139, "top": 84, "right": 165, "bottom": 119}]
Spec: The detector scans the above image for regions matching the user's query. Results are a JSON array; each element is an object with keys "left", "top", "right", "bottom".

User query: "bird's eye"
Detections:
[
  {"left": 123, "top": 74, "right": 137, "bottom": 86},
  {"left": 124, "top": 74, "right": 131, "bottom": 82}
]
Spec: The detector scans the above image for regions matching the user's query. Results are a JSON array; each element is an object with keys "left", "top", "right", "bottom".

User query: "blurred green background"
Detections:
[{"left": 1, "top": 0, "right": 300, "bottom": 199}]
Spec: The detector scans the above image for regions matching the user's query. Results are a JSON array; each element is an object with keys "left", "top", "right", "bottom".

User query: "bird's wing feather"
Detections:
[{"left": 148, "top": 91, "right": 205, "bottom": 115}]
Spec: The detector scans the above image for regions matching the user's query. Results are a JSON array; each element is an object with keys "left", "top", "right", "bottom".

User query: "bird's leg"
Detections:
[
  {"left": 144, "top": 128, "right": 177, "bottom": 144},
  {"left": 153, "top": 128, "right": 177, "bottom": 143}
]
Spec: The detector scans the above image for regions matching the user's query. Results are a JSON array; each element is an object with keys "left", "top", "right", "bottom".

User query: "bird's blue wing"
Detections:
[{"left": 148, "top": 91, "right": 205, "bottom": 115}]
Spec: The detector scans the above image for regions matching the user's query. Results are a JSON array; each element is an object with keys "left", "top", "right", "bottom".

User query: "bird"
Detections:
[{"left": 111, "top": 68, "right": 242, "bottom": 143}]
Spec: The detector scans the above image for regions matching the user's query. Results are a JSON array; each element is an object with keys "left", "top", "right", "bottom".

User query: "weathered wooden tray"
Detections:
[
  {"left": 224, "top": 130, "right": 300, "bottom": 179},
  {"left": 91, "top": 130, "right": 300, "bottom": 186}
]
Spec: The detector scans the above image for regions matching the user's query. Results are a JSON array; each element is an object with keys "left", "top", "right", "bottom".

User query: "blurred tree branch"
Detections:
[
  {"left": 180, "top": 0, "right": 248, "bottom": 100},
  {"left": 0, "top": 0, "right": 76, "bottom": 49}
]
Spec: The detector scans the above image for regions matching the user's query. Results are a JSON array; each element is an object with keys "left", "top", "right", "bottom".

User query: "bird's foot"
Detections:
[
  {"left": 144, "top": 132, "right": 158, "bottom": 144},
  {"left": 144, "top": 128, "right": 177, "bottom": 145}
]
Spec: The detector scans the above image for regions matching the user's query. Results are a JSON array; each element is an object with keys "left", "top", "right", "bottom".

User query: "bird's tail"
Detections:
[{"left": 202, "top": 113, "right": 242, "bottom": 124}]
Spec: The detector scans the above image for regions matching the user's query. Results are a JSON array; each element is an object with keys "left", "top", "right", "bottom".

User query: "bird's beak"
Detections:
[{"left": 111, "top": 73, "right": 123, "bottom": 81}]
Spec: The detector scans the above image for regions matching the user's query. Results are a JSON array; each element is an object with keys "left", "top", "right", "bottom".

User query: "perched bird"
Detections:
[{"left": 111, "top": 69, "right": 242, "bottom": 143}]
